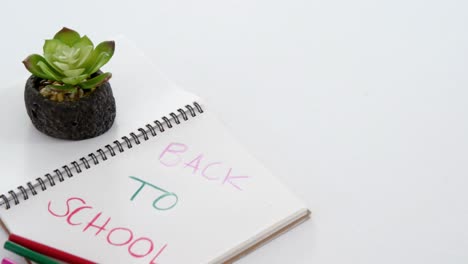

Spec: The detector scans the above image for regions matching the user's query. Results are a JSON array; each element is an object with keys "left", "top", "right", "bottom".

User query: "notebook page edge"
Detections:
[{"left": 213, "top": 208, "right": 311, "bottom": 264}]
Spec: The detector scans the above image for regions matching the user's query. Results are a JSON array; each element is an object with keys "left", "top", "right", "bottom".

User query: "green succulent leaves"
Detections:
[{"left": 23, "top": 27, "right": 114, "bottom": 90}]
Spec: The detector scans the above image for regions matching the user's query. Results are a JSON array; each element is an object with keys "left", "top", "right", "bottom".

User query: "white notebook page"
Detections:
[{"left": 0, "top": 109, "right": 308, "bottom": 263}]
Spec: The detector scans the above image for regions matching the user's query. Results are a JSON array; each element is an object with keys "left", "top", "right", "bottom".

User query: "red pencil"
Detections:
[{"left": 9, "top": 234, "right": 96, "bottom": 264}]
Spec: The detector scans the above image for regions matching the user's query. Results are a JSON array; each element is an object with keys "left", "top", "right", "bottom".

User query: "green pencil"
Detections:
[{"left": 4, "top": 240, "right": 59, "bottom": 264}]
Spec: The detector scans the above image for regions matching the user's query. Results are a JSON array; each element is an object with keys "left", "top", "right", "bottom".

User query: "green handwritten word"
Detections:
[{"left": 129, "top": 176, "right": 178, "bottom": 211}]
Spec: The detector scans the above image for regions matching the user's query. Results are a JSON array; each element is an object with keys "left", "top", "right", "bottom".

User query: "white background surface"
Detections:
[{"left": 1, "top": 0, "right": 468, "bottom": 263}]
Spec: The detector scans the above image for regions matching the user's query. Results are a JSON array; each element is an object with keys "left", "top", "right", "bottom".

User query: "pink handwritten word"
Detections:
[
  {"left": 48, "top": 197, "right": 168, "bottom": 264},
  {"left": 158, "top": 143, "right": 250, "bottom": 190}
]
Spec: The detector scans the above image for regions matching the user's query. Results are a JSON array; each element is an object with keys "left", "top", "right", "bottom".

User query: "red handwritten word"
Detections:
[
  {"left": 158, "top": 142, "right": 250, "bottom": 190},
  {"left": 48, "top": 197, "right": 168, "bottom": 263}
]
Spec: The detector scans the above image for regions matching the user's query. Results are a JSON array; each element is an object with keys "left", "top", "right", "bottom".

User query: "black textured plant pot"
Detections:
[{"left": 24, "top": 74, "right": 116, "bottom": 140}]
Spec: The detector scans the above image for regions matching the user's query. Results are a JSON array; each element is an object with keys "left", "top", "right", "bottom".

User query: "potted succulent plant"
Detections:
[{"left": 23, "top": 27, "right": 116, "bottom": 140}]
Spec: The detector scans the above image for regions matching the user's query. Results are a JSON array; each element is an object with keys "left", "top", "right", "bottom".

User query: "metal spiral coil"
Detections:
[{"left": 0, "top": 102, "right": 204, "bottom": 210}]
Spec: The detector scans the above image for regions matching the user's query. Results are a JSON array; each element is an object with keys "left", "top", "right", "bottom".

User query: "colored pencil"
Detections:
[
  {"left": 3, "top": 241, "right": 58, "bottom": 264},
  {"left": 9, "top": 234, "right": 96, "bottom": 264},
  {"left": 1, "top": 258, "right": 16, "bottom": 264}
]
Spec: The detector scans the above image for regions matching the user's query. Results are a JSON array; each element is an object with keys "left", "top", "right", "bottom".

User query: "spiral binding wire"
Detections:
[{"left": 0, "top": 102, "right": 204, "bottom": 210}]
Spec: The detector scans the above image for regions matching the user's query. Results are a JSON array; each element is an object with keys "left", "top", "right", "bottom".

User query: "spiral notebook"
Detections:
[{"left": 0, "top": 37, "right": 309, "bottom": 263}]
